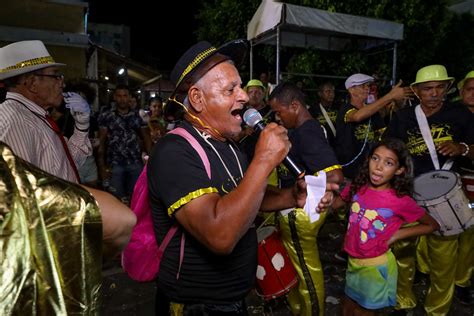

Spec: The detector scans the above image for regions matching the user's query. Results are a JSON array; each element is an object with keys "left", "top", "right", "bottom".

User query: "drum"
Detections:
[
  {"left": 255, "top": 226, "right": 298, "bottom": 300},
  {"left": 461, "top": 174, "right": 474, "bottom": 203},
  {"left": 413, "top": 170, "right": 474, "bottom": 236}
]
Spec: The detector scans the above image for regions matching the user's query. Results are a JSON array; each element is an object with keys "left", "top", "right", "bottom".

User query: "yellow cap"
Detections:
[
  {"left": 457, "top": 70, "right": 474, "bottom": 90},
  {"left": 244, "top": 79, "right": 265, "bottom": 92},
  {"left": 410, "top": 65, "right": 454, "bottom": 87}
]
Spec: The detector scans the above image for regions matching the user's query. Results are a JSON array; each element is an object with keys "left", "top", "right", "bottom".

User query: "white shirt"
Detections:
[{"left": 0, "top": 92, "right": 92, "bottom": 183}]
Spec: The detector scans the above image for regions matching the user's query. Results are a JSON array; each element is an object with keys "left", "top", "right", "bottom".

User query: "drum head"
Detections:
[
  {"left": 257, "top": 226, "right": 276, "bottom": 243},
  {"left": 414, "top": 170, "right": 458, "bottom": 200}
]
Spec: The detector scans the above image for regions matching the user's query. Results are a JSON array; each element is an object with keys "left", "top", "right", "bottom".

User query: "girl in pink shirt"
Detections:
[{"left": 331, "top": 138, "right": 439, "bottom": 316}]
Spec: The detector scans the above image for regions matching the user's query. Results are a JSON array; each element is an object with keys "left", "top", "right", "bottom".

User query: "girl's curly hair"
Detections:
[{"left": 349, "top": 137, "right": 414, "bottom": 199}]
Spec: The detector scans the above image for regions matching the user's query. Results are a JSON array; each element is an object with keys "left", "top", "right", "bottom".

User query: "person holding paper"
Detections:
[
  {"left": 329, "top": 137, "right": 439, "bottom": 316},
  {"left": 268, "top": 82, "right": 343, "bottom": 316}
]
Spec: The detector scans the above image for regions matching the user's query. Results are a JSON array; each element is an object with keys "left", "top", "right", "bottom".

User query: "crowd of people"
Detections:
[{"left": 0, "top": 38, "right": 472, "bottom": 316}]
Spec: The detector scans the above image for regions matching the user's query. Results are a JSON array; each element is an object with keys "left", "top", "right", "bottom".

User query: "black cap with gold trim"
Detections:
[{"left": 164, "top": 39, "right": 248, "bottom": 118}]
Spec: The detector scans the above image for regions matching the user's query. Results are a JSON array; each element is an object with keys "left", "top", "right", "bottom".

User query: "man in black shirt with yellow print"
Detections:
[{"left": 335, "top": 73, "right": 411, "bottom": 180}]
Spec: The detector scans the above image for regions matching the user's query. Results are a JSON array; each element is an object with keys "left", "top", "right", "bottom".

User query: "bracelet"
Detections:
[{"left": 460, "top": 142, "right": 470, "bottom": 156}]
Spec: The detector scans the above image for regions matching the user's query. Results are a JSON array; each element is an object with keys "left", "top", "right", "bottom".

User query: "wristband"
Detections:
[{"left": 460, "top": 142, "right": 469, "bottom": 156}]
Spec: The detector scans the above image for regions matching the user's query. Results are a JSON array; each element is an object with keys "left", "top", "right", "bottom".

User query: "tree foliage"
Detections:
[{"left": 195, "top": 0, "right": 473, "bottom": 89}]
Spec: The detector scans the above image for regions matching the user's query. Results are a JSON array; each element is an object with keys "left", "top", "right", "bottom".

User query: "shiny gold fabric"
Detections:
[
  {"left": 0, "top": 143, "right": 102, "bottom": 315},
  {"left": 278, "top": 208, "right": 327, "bottom": 316},
  {"left": 455, "top": 227, "right": 474, "bottom": 287},
  {"left": 416, "top": 235, "right": 430, "bottom": 274},
  {"left": 424, "top": 234, "right": 459, "bottom": 316},
  {"left": 392, "top": 238, "right": 418, "bottom": 309}
]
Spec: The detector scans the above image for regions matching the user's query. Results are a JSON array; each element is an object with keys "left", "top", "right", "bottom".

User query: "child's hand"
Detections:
[{"left": 316, "top": 182, "right": 339, "bottom": 213}]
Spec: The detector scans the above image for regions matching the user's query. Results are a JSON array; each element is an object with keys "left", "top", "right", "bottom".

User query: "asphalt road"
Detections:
[{"left": 102, "top": 216, "right": 473, "bottom": 315}]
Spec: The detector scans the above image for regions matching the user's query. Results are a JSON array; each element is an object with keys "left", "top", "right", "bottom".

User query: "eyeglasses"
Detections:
[{"left": 34, "top": 73, "right": 65, "bottom": 81}]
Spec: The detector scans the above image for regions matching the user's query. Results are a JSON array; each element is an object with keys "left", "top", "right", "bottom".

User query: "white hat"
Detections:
[
  {"left": 0, "top": 40, "right": 65, "bottom": 80},
  {"left": 345, "top": 73, "right": 374, "bottom": 89}
]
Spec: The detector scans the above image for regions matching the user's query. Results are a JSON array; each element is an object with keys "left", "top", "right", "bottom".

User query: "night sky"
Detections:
[{"left": 87, "top": 1, "right": 200, "bottom": 72}]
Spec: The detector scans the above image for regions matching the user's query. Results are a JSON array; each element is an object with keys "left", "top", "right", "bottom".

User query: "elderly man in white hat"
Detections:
[
  {"left": 334, "top": 73, "right": 411, "bottom": 180},
  {"left": 0, "top": 40, "right": 91, "bottom": 183},
  {"left": 385, "top": 65, "right": 474, "bottom": 315}
]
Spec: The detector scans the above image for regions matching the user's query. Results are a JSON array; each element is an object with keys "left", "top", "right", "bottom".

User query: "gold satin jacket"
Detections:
[{"left": 0, "top": 143, "right": 102, "bottom": 315}]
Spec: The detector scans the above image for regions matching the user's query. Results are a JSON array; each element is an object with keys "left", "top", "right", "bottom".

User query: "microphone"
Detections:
[{"left": 243, "top": 108, "right": 305, "bottom": 179}]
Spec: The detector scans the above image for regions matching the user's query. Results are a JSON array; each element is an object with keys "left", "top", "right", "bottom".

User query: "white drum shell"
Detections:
[{"left": 414, "top": 171, "right": 474, "bottom": 236}]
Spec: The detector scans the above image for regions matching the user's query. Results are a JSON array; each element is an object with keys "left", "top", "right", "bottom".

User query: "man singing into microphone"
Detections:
[{"left": 147, "top": 39, "right": 336, "bottom": 314}]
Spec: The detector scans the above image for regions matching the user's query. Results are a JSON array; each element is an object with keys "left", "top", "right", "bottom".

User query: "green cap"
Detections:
[
  {"left": 410, "top": 65, "right": 454, "bottom": 87},
  {"left": 244, "top": 79, "right": 265, "bottom": 92},
  {"left": 457, "top": 70, "right": 474, "bottom": 90}
]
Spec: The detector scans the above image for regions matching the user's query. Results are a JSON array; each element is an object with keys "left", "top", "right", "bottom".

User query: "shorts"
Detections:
[{"left": 345, "top": 250, "right": 397, "bottom": 310}]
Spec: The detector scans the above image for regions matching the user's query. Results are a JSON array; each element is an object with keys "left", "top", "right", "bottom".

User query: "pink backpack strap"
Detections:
[
  {"left": 169, "top": 127, "right": 211, "bottom": 178},
  {"left": 156, "top": 225, "right": 178, "bottom": 265},
  {"left": 162, "top": 127, "right": 211, "bottom": 279}
]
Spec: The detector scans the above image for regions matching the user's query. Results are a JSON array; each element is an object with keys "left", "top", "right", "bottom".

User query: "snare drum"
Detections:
[
  {"left": 461, "top": 174, "right": 474, "bottom": 202},
  {"left": 256, "top": 226, "right": 298, "bottom": 300},
  {"left": 413, "top": 170, "right": 474, "bottom": 236}
]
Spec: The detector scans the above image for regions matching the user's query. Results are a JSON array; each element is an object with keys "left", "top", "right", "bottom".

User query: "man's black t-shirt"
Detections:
[
  {"left": 335, "top": 103, "right": 385, "bottom": 179},
  {"left": 384, "top": 102, "right": 474, "bottom": 176},
  {"left": 278, "top": 119, "right": 341, "bottom": 188},
  {"left": 148, "top": 121, "right": 257, "bottom": 304},
  {"left": 312, "top": 104, "right": 339, "bottom": 145}
]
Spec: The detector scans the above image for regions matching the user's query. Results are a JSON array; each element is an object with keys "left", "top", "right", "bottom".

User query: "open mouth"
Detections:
[
  {"left": 231, "top": 109, "right": 242, "bottom": 121},
  {"left": 371, "top": 173, "right": 382, "bottom": 182}
]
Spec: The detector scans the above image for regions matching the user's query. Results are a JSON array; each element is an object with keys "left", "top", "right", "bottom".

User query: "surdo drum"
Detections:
[
  {"left": 255, "top": 226, "right": 298, "bottom": 300},
  {"left": 413, "top": 170, "right": 474, "bottom": 236}
]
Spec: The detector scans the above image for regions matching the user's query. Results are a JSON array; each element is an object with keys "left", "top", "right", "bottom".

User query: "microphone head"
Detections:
[{"left": 243, "top": 108, "right": 263, "bottom": 128}]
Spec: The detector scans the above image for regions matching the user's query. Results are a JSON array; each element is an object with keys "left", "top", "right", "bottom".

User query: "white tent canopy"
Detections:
[{"left": 247, "top": 0, "right": 404, "bottom": 84}]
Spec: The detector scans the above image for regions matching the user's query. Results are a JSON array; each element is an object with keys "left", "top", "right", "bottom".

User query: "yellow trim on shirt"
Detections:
[
  {"left": 313, "top": 164, "right": 342, "bottom": 176},
  {"left": 168, "top": 187, "right": 218, "bottom": 217},
  {"left": 344, "top": 108, "right": 357, "bottom": 123}
]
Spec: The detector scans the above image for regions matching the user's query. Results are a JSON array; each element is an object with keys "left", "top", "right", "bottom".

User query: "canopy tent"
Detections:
[{"left": 247, "top": 0, "right": 404, "bottom": 84}]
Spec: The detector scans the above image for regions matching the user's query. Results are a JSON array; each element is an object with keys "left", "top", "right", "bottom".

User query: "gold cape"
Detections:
[{"left": 0, "top": 142, "right": 102, "bottom": 315}]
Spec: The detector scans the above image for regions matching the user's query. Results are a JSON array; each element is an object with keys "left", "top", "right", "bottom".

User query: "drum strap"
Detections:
[
  {"left": 415, "top": 105, "right": 453, "bottom": 170},
  {"left": 319, "top": 103, "right": 336, "bottom": 136}
]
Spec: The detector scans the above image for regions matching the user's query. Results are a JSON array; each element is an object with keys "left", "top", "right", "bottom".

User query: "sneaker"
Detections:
[{"left": 456, "top": 286, "right": 472, "bottom": 305}]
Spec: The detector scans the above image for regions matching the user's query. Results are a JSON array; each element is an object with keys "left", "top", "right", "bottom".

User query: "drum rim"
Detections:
[{"left": 413, "top": 170, "right": 460, "bottom": 201}]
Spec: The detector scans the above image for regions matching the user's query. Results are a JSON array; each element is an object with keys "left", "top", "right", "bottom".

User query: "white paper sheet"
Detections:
[{"left": 303, "top": 172, "right": 326, "bottom": 223}]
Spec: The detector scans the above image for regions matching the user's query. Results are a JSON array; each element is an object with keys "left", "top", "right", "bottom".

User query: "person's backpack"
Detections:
[{"left": 121, "top": 127, "right": 211, "bottom": 282}]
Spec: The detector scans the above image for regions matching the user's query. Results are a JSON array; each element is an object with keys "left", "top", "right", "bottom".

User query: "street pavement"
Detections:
[{"left": 102, "top": 216, "right": 473, "bottom": 315}]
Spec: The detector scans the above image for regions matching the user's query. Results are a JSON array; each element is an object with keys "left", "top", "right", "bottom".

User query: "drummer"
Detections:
[{"left": 384, "top": 65, "right": 474, "bottom": 314}]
